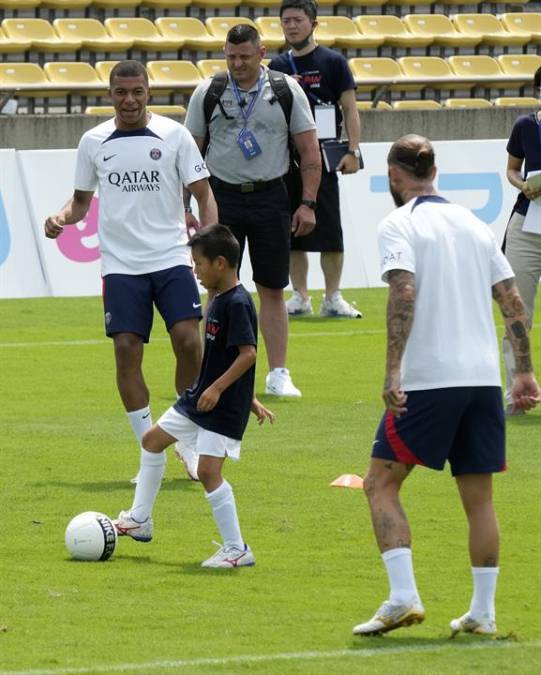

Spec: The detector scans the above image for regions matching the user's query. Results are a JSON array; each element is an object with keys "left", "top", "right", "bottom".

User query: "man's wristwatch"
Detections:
[
  {"left": 346, "top": 148, "right": 361, "bottom": 159},
  {"left": 301, "top": 199, "right": 317, "bottom": 210}
]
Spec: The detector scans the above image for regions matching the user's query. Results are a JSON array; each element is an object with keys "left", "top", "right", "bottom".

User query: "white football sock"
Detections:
[
  {"left": 469, "top": 567, "right": 499, "bottom": 621},
  {"left": 127, "top": 406, "right": 152, "bottom": 444},
  {"left": 130, "top": 448, "right": 165, "bottom": 522},
  {"left": 205, "top": 479, "right": 243, "bottom": 550},
  {"left": 382, "top": 547, "right": 421, "bottom": 605}
]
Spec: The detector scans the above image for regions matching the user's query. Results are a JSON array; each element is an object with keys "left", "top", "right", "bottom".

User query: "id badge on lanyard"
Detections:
[
  {"left": 314, "top": 104, "right": 336, "bottom": 140},
  {"left": 237, "top": 127, "right": 262, "bottom": 159}
]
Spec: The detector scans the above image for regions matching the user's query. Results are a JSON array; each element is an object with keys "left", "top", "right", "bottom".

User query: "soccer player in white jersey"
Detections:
[
  {"left": 45, "top": 61, "right": 218, "bottom": 480},
  {"left": 353, "top": 135, "right": 540, "bottom": 637}
]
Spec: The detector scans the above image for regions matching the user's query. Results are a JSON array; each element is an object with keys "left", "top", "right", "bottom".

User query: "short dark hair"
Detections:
[
  {"left": 534, "top": 65, "right": 541, "bottom": 90},
  {"left": 279, "top": 0, "right": 318, "bottom": 21},
  {"left": 188, "top": 224, "right": 240, "bottom": 268},
  {"left": 388, "top": 134, "right": 435, "bottom": 179},
  {"left": 110, "top": 60, "right": 149, "bottom": 87},
  {"left": 226, "top": 24, "right": 260, "bottom": 47}
]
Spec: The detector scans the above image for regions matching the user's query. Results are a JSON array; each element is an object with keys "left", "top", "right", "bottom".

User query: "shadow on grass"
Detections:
[
  {"left": 348, "top": 631, "right": 519, "bottom": 650},
  {"left": 505, "top": 415, "right": 541, "bottom": 426},
  {"left": 32, "top": 478, "right": 198, "bottom": 492}
]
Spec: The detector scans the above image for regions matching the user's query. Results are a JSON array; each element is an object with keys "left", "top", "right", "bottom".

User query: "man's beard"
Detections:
[
  {"left": 390, "top": 184, "right": 404, "bottom": 207},
  {"left": 287, "top": 31, "right": 314, "bottom": 51}
]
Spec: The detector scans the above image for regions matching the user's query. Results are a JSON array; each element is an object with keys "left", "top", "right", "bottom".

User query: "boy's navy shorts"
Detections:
[
  {"left": 102, "top": 264, "right": 202, "bottom": 343},
  {"left": 372, "top": 387, "right": 506, "bottom": 476}
]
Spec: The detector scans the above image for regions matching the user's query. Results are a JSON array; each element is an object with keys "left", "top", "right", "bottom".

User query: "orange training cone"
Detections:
[{"left": 330, "top": 474, "right": 364, "bottom": 489}]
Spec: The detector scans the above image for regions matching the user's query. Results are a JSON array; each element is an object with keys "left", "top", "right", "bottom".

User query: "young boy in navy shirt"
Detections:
[{"left": 114, "top": 224, "right": 275, "bottom": 568}]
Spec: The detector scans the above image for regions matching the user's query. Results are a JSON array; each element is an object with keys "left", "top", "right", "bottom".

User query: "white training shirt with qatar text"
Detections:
[
  {"left": 74, "top": 113, "right": 209, "bottom": 276},
  {"left": 378, "top": 195, "right": 514, "bottom": 391}
]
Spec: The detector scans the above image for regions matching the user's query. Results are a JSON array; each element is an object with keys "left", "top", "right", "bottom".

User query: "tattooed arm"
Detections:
[
  {"left": 492, "top": 277, "right": 541, "bottom": 411},
  {"left": 383, "top": 269, "right": 416, "bottom": 416}
]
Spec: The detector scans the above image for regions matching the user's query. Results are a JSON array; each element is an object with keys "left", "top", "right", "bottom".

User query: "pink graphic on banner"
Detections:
[{"left": 56, "top": 196, "right": 100, "bottom": 263}]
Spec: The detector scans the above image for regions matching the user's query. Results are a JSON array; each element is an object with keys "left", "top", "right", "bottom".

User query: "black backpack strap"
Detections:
[
  {"left": 201, "top": 71, "right": 229, "bottom": 156},
  {"left": 267, "top": 69, "right": 293, "bottom": 128}
]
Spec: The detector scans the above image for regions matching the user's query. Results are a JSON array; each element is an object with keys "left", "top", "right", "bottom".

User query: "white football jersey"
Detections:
[
  {"left": 378, "top": 195, "right": 514, "bottom": 390},
  {"left": 74, "top": 113, "right": 209, "bottom": 276}
]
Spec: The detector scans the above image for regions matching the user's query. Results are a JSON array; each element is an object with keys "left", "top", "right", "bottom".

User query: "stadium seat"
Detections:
[
  {"left": 41, "top": 0, "right": 92, "bottom": 9},
  {"left": 146, "top": 60, "right": 202, "bottom": 92},
  {"left": 497, "top": 54, "right": 541, "bottom": 87},
  {"left": 205, "top": 17, "right": 256, "bottom": 41},
  {"left": 356, "top": 99, "right": 392, "bottom": 109},
  {"left": 340, "top": 0, "right": 388, "bottom": 11},
  {"left": 104, "top": 18, "right": 183, "bottom": 52},
  {"left": 444, "top": 97, "right": 492, "bottom": 108},
  {"left": 155, "top": 17, "right": 223, "bottom": 52},
  {"left": 451, "top": 14, "right": 531, "bottom": 50},
  {"left": 447, "top": 55, "right": 506, "bottom": 88},
  {"left": 254, "top": 18, "right": 286, "bottom": 50},
  {"left": 0, "top": 63, "right": 56, "bottom": 104},
  {"left": 398, "top": 56, "right": 466, "bottom": 91},
  {"left": 500, "top": 13, "right": 541, "bottom": 45},
  {"left": 493, "top": 97, "right": 540, "bottom": 107},
  {"left": 316, "top": 17, "right": 384, "bottom": 50},
  {"left": 53, "top": 19, "right": 134, "bottom": 52},
  {"left": 243, "top": 0, "right": 282, "bottom": 12},
  {"left": 95, "top": 60, "right": 118, "bottom": 84},
  {"left": 140, "top": 0, "right": 191, "bottom": 10},
  {"left": 85, "top": 104, "right": 186, "bottom": 115},
  {"left": 44, "top": 61, "right": 106, "bottom": 96},
  {"left": 190, "top": 0, "right": 242, "bottom": 11},
  {"left": 92, "top": 0, "right": 142, "bottom": 9},
  {"left": 1, "top": 18, "right": 82, "bottom": 53},
  {"left": 389, "top": 0, "right": 434, "bottom": 7},
  {"left": 403, "top": 14, "right": 482, "bottom": 50},
  {"left": 392, "top": 99, "right": 442, "bottom": 109},
  {"left": 348, "top": 57, "right": 413, "bottom": 92},
  {"left": 0, "top": 25, "right": 31, "bottom": 54},
  {"left": 0, "top": 1, "right": 41, "bottom": 9},
  {"left": 196, "top": 58, "right": 226, "bottom": 78},
  {"left": 354, "top": 16, "right": 433, "bottom": 51}
]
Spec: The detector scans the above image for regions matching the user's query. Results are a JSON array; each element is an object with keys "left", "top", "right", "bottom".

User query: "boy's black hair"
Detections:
[
  {"left": 279, "top": 0, "right": 318, "bottom": 21},
  {"left": 188, "top": 224, "right": 240, "bottom": 268},
  {"left": 226, "top": 24, "right": 261, "bottom": 47},
  {"left": 109, "top": 60, "right": 149, "bottom": 87}
]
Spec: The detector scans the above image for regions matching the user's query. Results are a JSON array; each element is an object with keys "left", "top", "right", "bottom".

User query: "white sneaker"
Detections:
[
  {"left": 450, "top": 613, "right": 497, "bottom": 636},
  {"left": 201, "top": 542, "right": 255, "bottom": 568},
  {"left": 113, "top": 510, "right": 153, "bottom": 542},
  {"left": 174, "top": 443, "right": 199, "bottom": 481},
  {"left": 353, "top": 599, "right": 425, "bottom": 636},
  {"left": 265, "top": 368, "right": 301, "bottom": 397},
  {"left": 320, "top": 291, "right": 363, "bottom": 318},
  {"left": 286, "top": 291, "right": 313, "bottom": 316}
]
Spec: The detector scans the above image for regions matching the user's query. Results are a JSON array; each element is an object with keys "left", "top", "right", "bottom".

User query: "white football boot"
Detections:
[{"left": 353, "top": 600, "right": 425, "bottom": 636}]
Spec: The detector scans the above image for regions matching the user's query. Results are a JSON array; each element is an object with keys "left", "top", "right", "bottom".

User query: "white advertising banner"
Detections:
[{"left": 0, "top": 139, "right": 522, "bottom": 298}]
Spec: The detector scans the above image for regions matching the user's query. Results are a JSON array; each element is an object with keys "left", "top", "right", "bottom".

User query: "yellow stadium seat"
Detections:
[
  {"left": 0, "top": 1, "right": 41, "bottom": 8},
  {"left": 403, "top": 14, "right": 482, "bottom": 50},
  {"left": 356, "top": 99, "right": 392, "bottom": 110},
  {"left": 0, "top": 26, "right": 31, "bottom": 54},
  {"left": 205, "top": 17, "right": 256, "bottom": 42},
  {"left": 0, "top": 63, "right": 56, "bottom": 99},
  {"left": 93, "top": 0, "right": 141, "bottom": 8},
  {"left": 85, "top": 105, "right": 115, "bottom": 115},
  {"left": 141, "top": 0, "right": 191, "bottom": 10},
  {"left": 348, "top": 57, "right": 414, "bottom": 92},
  {"left": 500, "top": 13, "right": 541, "bottom": 45},
  {"left": 493, "top": 97, "right": 539, "bottom": 107},
  {"left": 392, "top": 99, "right": 442, "bottom": 109},
  {"left": 316, "top": 17, "right": 384, "bottom": 50},
  {"left": 243, "top": 0, "right": 282, "bottom": 11},
  {"left": 340, "top": 0, "right": 387, "bottom": 10},
  {"left": 44, "top": 62, "right": 106, "bottom": 96},
  {"left": 447, "top": 55, "right": 506, "bottom": 88},
  {"left": 314, "top": 0, "right": 340, "bottom": 6},
  {"left": 444, "top": 97, "right": 492, "bottom": 108},
  {"left": 398, "top": 56, "right": 466, "bottom": 91},
  {"left": 452, "top": 13, "right": 531, "bottom": 50},
  {"left": 146, "top": 60, "right": 202, "bottom": 92},
  {"left": 2, "top": 18, "right": 82, "bottom": 53},
  {"left": 104, "top": 18, "right": 183, "bottom": 52},
  {"left": 355, "top": 15, "right": 433, "bottom": 50},
  {"left": 497, "top": 54, "right": 541, "bottom": 87},
  {"left": 254, "top": 18, "right": 286, "bottom": 50},
  {"left": 41, "top": 0, "right": 92, "bottom": 9},
  {"left": 196, "top": 59, "right": 226, "bottom": 78},
  {"left": 53, "top": 19, "right": 134, "bottom": 52},
  {"left": 190, "top": 0, "right": 241, "bottom": 11},
  {"left": 390, "top": 0, "right": 434, "bottom": 7},
  {"left": 155, "top": 17, "right": 223, "bottom": 52},
  {"left": 95, "top": 60, "right": 118, "bottom": 84}
]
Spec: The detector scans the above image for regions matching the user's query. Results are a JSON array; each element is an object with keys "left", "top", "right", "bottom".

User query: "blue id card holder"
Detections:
[{"left": 237, "top": 128, "right": 262, "bottom": 160}]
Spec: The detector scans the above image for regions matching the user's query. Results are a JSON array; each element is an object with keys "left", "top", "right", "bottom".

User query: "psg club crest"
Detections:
[{"left": 150, "top": 148, "right": 162, "bottom": 160}]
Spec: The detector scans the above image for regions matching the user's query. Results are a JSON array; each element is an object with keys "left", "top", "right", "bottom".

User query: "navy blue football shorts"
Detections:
[
  {"left": 372, "top": 387, "right": 506, "bottom": 476},
  {"left": 102, "top": 264, "right": 202, "bottom": 343}
]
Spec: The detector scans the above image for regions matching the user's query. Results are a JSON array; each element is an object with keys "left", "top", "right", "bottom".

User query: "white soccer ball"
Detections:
[{"left": 65, "top": 511, "right": 117, "bottom": 561}]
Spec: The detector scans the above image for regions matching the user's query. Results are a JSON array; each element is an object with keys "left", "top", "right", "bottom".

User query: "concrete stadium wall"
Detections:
[{"left": 0, "top": 107, "right": 530, "bottom": 149}]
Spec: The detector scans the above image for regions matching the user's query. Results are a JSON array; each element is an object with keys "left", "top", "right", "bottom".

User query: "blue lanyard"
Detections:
[
  {"left": 230, "top": 70, "right": 264, "bottom": 127},
  {"left": 287, "top": 50, "right": 326, "bottom": 106}
]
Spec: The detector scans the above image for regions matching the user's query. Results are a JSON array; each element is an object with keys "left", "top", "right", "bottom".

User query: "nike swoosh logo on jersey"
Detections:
[
  {"left": 104, "top": 154, "right": 116, "bottom": 162},
  {"left": 193, "top": 302, "right": 202, "bottom": 308}
]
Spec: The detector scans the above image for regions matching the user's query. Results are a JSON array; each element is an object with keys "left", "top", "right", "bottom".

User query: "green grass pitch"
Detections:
[{"left": 1, "top": 289, "right": 540, "bottom": 674}]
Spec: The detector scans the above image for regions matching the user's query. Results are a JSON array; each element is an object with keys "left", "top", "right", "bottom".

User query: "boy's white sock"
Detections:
[
  {"left": 127, "top": 406, "right": 152, "bottom": 444},
  {"left": 130, "top": 448, "right": 165, "bottom": 522},
  {"left": 469, "top": 567, "right": 499, "bottom": 621},
  {"left": 205, "top": 479, "right": 243, "bottom": 550},
  {"left": 382, "top": 547, "right": 421, "bottom": 605}
]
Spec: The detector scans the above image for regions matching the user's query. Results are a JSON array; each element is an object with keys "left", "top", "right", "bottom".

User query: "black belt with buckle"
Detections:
[{"left": 211, "top": 177, "right": 284, "bottom": 193}]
